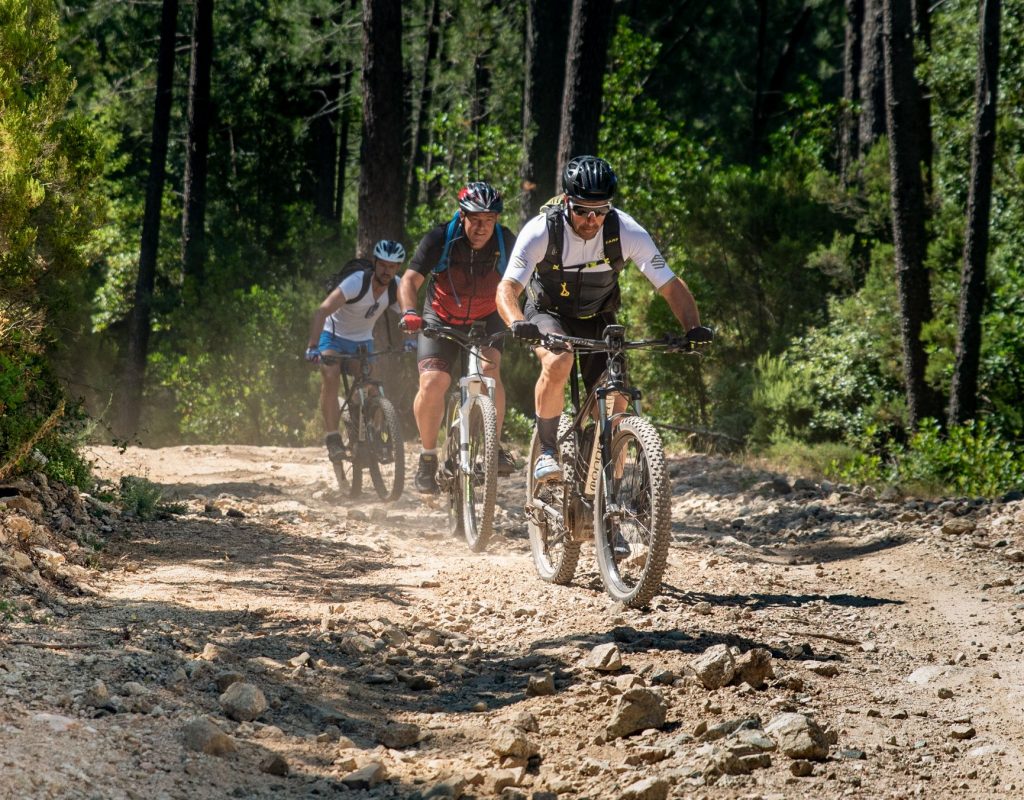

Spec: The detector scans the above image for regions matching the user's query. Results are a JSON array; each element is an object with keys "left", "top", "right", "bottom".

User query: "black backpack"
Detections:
[
  {"left": 535, "top": 198, "right": 624, "bottom": 275},
  {"left": 324, "top": 258, "right": 398, "bottom": 306}
]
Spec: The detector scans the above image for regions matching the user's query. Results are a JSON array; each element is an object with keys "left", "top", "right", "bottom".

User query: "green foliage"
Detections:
[
  {"left": 148, "top": 283, "right": 317, "bottom": 445},
  {"left": 832, "top": 419, "right": 1024, "bottom": 499},
  {"left": 117, "top": 475, "right": 163, "bottom": 520},
  {"left": 501, "top": 407, "right": 534, "bottom": 445}
]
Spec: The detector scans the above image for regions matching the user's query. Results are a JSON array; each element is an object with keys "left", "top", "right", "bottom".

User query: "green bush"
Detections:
[{"left": 118, "top": 475, "right": 163, "bottom": 520}]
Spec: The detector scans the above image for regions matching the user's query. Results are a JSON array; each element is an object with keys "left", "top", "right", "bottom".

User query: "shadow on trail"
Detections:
[{"left": 660, "top": 586, "right": 903, "bottom": 611}]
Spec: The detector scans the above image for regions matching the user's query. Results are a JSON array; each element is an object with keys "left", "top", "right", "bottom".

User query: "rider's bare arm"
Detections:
[
  {"left": 398, "top": 269, "right": 425, "bottom": 312},
  {"left": 659, "top": 277, "right": 701, "bottom": 331},
  {"left": 496, "top": 278, "right": 526, "bottom": 326},
  {"left": 308, "top": 288, "right": 347, "bottom": 347}
]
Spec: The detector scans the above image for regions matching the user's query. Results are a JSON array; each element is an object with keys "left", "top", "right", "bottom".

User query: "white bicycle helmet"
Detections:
[{"left": 373, "top": 239, "right": 406, "bottom": 263}]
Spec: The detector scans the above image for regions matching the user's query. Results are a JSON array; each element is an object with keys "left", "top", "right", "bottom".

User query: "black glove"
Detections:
[
  {"left": 685, "top": 325, "right": 714, "bottom": 346},
  {"left": 510, "top": 320, "right": 542, "bottom": 341}
]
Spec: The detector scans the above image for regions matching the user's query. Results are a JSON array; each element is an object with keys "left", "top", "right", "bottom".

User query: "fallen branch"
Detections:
[
  {"left": 649, "top": 420, "right": 743, "bottom": 446},
  {"left": 0, "top": 398, "right": 66, "bottom": 482},
  {"left": 2, "top": 638, "right": 100, "bottom": 650}
]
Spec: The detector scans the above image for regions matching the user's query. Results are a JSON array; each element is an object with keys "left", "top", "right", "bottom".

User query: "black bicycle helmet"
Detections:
[
  {"left": 458, "top": 181, "right": 504, "bottom": 213},
  {"left": 562, "top": 155, "right": 617, "bottom": 201}
]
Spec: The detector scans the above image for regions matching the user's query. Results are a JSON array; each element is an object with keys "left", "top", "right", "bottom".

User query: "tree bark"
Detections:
[
  {"left": 520, "top": 0, "right": 570, "bottom": 221},
  {"left": 311, "top": 77, "right": 340, "bottom": 225},
  {"left": 841, "top": 0, "right": 864, "bottom": 183},
  {"left": 405, "top": 0, "right": 441, "bottom": 220},
  {"left": 883, "top": 0, "right": 938, "bottom": 429},
  {"left": 912, "top": 0, "right": 933, "bottom": 200},
  {"left": 357, "top": 0, "right": 405, "bottom": 258},
  {"left": 752, "top": 4, "right": 814, "bottom": 161},
  {"left": 557, "top": 0, "right": 615, "bottom": 180},
  {"left": 116, "top": 0, "right": 178, "bottom": 439},
  {"left": 181, "top": 0, "right": 214, "bottom": 289},
  {"left": 949, "top": 0, "right": 1001, "bottom": 426},
  {"left": 859, "top": 0, "right": 887, "bottom": 155}
]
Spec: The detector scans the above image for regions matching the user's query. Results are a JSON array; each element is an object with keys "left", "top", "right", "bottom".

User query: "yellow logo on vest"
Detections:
[{"left": 560, "top": 282, "right": 570, "bottom": 297}]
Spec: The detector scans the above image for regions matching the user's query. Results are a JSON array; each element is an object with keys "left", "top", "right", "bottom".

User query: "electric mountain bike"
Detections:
[
  {"left": 525, "top": 324, "right": 705, "bottom": 607},
  {"left": 422, "top": 323, "right": 507, "bottom": 552},
  {"left": 321, "top": 347, "right": 405, "bottom": 501}
]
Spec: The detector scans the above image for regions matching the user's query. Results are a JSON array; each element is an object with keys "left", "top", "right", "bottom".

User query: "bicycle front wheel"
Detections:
[
  {"left": 332, "top": 404, "right": 361, "bottom": 497},
  {"left": 461, "top": 395, "right": 498, "bottom": 553},
  {"left": 364, "top": 396, "right": 404, "bottom": 501},
  {"left": 593, "top": 416, "right": 671, "bottom": 608}
]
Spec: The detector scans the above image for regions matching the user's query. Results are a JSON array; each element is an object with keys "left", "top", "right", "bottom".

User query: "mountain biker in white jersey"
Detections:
[
  {"left": 495, "top": 155, "right": 713, "bottom": 483},
  {"left": 305, "top": 239, "right": 405, "bottom": 464}
]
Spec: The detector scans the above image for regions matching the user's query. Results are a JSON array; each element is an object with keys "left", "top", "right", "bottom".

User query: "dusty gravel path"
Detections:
[{"left": 1, "top": 443, "right": 1023, "bottom": 799}]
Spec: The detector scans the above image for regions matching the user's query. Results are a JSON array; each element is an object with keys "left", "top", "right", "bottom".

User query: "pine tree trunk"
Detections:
[
  {"left": 357, "top": 0, "right": 405, "bottom": 258},
  {"left": 913, "top": 0, "right": 933, "bottom": 198},
  {"left": 520, "top": 0, "right": 570, "bottom": 221},
  {"left": 557, "top": 0, "right": 615, "bottom": 177},
  {"left": 116, "top": 0, "right": 178, "bottom": 439},
  {"left": 841, "top": 0, "right": 864, "bottom": 183},
  {"left": 859, "top": 0, "right": 887, "bottom": 155},
  {"left": 949, "top": 0, "right": 1001, "bottom": 426},
  {"left": 405, "top": 0, "right": 441, "bottom": 220},
  {"left": 181, "top": 0, "right": 213, "bottom": 289},
  {"left": 311, "top": 76, "right": 340, "bottom": 225},
  {"left": 883, "top": 0, "right": 938, "bottom": 429}
]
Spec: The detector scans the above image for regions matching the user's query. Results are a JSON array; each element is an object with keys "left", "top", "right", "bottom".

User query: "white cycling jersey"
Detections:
[
  {"left": 502, "top": 208, "right": 676, "bottom": 291},
  {"left": 323, "top": 271, "right": 401, "bottom": 341}
]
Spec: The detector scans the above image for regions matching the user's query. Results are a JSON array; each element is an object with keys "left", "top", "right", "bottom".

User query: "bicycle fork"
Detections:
[{"left": 456, "top": 346, "right": 494, "bottom": 475}]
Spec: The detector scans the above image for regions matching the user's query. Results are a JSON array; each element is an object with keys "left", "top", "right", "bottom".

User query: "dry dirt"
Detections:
[{"left": 2, "top": 442, "right": 1024, "bottom": 800}]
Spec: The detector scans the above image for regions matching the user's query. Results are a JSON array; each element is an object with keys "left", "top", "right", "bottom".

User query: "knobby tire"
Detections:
[
  {"left": 365, "top": 396, "right": 404, "bottom": 501},
  {"left": 593, "top": 416, "right": 671, "bottom": 608},
  {"left": 461, "top": 395, "right": 498, "bottom": 553},
  {"left": 526, "top": 415, "right": 581, "bottom": 585}
]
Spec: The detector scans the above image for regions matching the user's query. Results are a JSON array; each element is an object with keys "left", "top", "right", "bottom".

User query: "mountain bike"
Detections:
[
  {"left": 320, "top": 347, "right": 405, "bottom": 501},
  {"left": 422, "top": 323, "right": 507, "bottom": 552},
  {"left": 525, "top": 324, "right": 706, "bottom": 607}
]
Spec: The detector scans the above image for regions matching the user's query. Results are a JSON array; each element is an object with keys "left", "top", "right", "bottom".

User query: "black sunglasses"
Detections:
[
  {"left": 365, "top": 300, "right": 380, "bottom": 318},
  {"left": 569, "top": 202, "right": 612, "bottom": 218}
]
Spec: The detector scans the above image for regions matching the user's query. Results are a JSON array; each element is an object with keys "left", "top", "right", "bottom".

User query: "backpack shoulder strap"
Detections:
[
  {"left": 344, "top": 268, "right": 373, "bottom": 304},
  {"left": 603, "top": 210, "right": 625, "bottom": 272},
  {"left": 536, "top": 206, "right": 564, "bottom": 274},
  {"left": 495, "top": 224, "right": 508, "bottom": 276},
  {"left": 433, "top": 212, "right": 463, "bottom": 274},
  {"left": 387, "top": 276, "right": 398, "bottom": 306}
]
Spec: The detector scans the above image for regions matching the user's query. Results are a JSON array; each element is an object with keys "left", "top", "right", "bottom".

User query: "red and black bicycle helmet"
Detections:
[
  {"left": 458, "top": 181, "right": 504, "bottom": 213},
  {"left": 562, "top": 155, "right": 617, "bottom": 201}
]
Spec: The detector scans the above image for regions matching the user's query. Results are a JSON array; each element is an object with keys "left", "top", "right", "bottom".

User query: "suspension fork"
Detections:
[{"left": 457, "top": 343, "right": 495, "bottom": 474}]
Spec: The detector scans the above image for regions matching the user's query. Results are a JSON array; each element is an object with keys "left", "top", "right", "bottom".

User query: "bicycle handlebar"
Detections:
[
  {"left": 318, "top": 346, "right": 411, "bottom": 365},
  {"left": 422, "top": 324, "right": 508, "bottom": 349},
  {"left": 538, "top": 331, "right": 704, "bottom": 354}
]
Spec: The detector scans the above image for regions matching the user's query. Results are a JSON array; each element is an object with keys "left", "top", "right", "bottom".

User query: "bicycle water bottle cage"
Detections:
[{"left": 602, "top": 325, "right": 626, "bottom": 349}]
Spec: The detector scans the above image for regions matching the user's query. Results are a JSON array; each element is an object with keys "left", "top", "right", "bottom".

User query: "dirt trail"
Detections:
[{"left": 1, "top": 443, "right": 1023, "bottom": 799}]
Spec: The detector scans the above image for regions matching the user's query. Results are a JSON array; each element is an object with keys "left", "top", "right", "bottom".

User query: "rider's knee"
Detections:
[
  {"left": 417, "top": 369, "right": 450, "bottom": 397},
  {"left": 541, "top": 351, "right": 573, "bottom": 381}
]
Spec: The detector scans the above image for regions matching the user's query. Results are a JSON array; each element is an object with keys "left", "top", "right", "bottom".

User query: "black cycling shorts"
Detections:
[
  {"left": 525, "top": 302, "right": 624, "bottom": 397},
  {"left": 417, "top": 307, "right": 506, "bottom": 375}
]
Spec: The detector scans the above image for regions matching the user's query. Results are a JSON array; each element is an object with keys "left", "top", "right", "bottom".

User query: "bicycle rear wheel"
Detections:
[
  {"left": 526, "top": 415, "right": 581, "bottom": 584},
  {"left": 593, "top": 416, "right": 671, "bottom": 608},
  {"left": 332, "top": 404, "right": 362, "bottom": 497},
  {"left": 461, "top": 395, "right": 498, "bottom": 552},
  {"left": 440, "top": 395, "right": 464, "bottom": 539},
  {"left": 365, "top": 396, "right": 404, "bottom": 501}
]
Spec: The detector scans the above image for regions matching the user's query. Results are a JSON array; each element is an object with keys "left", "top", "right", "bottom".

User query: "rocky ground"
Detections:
[{"left": 1, "top": 443, "right": 1023, "bottom": 800}]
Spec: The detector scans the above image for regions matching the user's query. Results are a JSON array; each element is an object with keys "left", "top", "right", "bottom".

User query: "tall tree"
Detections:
[
  {"left": 557, "top": 0, "right": 615, "bottom": 178},
  {"left": 335, "top": 0, "right": 360, "bottom": 224},
  {"left": 520, "top": 0, "right": 570, "bottom": 221},
  {"left": 859, "top": 0, "right": 887, "bottom": 155},
  {"left": 357, "top": 0, "right": 405, "bottom": 257},
  {"left": 949, "top": 0, "right": 1001, "bottom": 425},
  {"left": 841, "top": 0, "right": 864, "bottom": 182},
  {"left": 751, "top": 3, "right": 814, "bottom": 161},
  {"left": 116, "top": 0, "right": 179, "bottom": 438},
  {"left": 912, "top": 0, "right": 933, "bottom": 198},
  {"left": 181, "top": 0, "right": 214, "bottom": 288},
  {"left": 883, "top": 0, "right": 938, "bottom": 428},
  {"left": 405, "top": 0, "right": 441, "bottom": 220}
]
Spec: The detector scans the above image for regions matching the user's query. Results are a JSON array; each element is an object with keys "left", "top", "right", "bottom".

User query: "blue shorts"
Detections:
[{"left": 318, "top": 331, "right": 374, "bottom": 355}]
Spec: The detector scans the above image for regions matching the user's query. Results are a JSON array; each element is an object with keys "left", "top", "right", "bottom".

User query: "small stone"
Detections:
[
  {"left": 584, "top": 643, "right": 622, "bottom": 672},
  {"left": 690, "top": 644, "right": 735, "bottom": 690},
  {"left": 619, "top": 776, "right": 669, "bottom": 800},
  {"left": 937, "top": 687, "right": 954, "bottom": 699},
  {"left": 219, "top": 682, "right": 268, "bottom": 722},
  {"left": 790, "top": 760, "right": 814, "bottom": 777},
  {"left": 527, "top": 672, "right": 555, "bottom": 696},
  {"left": 259, "top": 753, "right": 289, "bottom": 776},
  {"left": 950, "top": 725, "right": 976, "bottom": 741},
  {"left": 380, "top": 721, "right": 420, "bottom": 749},
  {"left": 182, "top": 716, "right": 236, "bottom": 756},
  {"left": 942, "top": 518, "right": 976, "bottom": 536}
]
